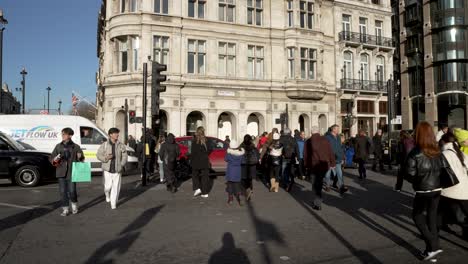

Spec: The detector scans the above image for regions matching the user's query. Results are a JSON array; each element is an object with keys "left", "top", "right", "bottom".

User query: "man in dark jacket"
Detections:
[
  {"left": 304, "top": 126, "right": 335, "bottom": 210},
  {"left": 140, "top": 129, "right": 157, "bottom": 176},
  {"left": 372, "top": 129, "right": 385, "bottom": 172},
  {"left": 159, "top": 133, "right": 180, "bottom": 193},
  {"left": 325, "top": 125, "right": 348, "bottom": 194},
  {"left": 279, "top": 128, "right": 299, "bottom": 192},
  {"left": 50, "top": 127, "right": 84, "bottom": 216},
  {"left": 355, "top": 129, "right": 371, "bottom": 179}
]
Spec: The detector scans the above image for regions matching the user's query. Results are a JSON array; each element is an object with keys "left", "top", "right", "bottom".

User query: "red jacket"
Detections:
[{"left": 304, "top": 133, "right": 336, "bottom": 172}]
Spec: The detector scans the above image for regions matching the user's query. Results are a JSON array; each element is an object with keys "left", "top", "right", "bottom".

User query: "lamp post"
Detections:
[
  {"left": 20, "top": 68, "right": 27, "bottom": 114},
  {"left": 0, "top": 9, "right": 8, "bottom": 113},
  {"left": 58, "top": 99, "right": 62, "bottom": 115},
  {"left": 46, "top": 86, "right": 51, "bottom": 113}
]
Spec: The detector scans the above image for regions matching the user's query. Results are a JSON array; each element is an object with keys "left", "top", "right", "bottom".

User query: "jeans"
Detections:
[
  {"left": 325, "top": 162, "right": 344, "bottom": 189},
  {"left": 281, "top": 160, "right": 293, "bottom": 186},
  {"left": 58, "top": 177, "right": 77, "bottom": 207},
  {"left": 313, "top": 170, "right": 327, "bottom": 207},
  {"left": 413, "top": 191, "right": 441, "bottom": 252}
]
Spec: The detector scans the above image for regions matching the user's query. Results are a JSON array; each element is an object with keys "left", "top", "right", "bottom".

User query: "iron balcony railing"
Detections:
[
  {"left": 338, "top": 31, "right": 394, "bottom": 48},
  {"left": 340, "top": 78, "right": 387, "bottom": 92}
]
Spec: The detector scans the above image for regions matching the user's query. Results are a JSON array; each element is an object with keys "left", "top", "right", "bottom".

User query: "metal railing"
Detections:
[
  {"left": 340, "top": 78, "right": 387, "bottom": 92},
  {"left": 338, "top": 31, "right": 394, "bottom": 48},
  {"left": 436, "top": 81, "right": 468, "bottom": 93}
]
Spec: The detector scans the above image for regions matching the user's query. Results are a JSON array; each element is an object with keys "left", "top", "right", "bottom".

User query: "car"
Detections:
[
  {"left": 16, "top": 140, "right": 36, "bottom": 150},
  {"left": 174, "top": 136, "right": 227, "bottom": 179},
  {"left": 0, "top": 131, "right": 55, "bottom": 187}
]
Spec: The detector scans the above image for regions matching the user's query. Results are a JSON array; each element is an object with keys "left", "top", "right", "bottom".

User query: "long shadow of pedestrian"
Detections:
[
  {"left": 208, "top": 232, "right": 251, "bottom": 264},
  {"left": 0, "top": 201, "right": 61, "bottom": 232},
  {"left": 85, "top": 205, "right": 165, "bottom": 264},
  {"left": 246, "top": 201, "right": 286, "bottom": 264}
]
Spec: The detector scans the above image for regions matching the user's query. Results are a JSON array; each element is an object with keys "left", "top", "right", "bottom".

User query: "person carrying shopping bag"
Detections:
[{"left": 97, "top": 128, "right": 128, "bottom": 210}]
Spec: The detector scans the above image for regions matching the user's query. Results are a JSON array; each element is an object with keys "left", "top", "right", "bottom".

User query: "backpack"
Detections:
[
  {"left": 283, "top": 138, "right": 296, "bottom": 159},
  {"left": 244, "top": 148, "right": 259, "bottom": 165}
]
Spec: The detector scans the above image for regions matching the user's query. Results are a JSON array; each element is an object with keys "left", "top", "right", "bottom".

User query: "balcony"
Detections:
[
  {"left": 436, "top": 81, "right": 468, "bottom": 94},
  {"left": 338, "top": 31, "right": 394, "bottom": 49},
  {"left": 340, "top": 79, "right": 387, "bottom": 93}
]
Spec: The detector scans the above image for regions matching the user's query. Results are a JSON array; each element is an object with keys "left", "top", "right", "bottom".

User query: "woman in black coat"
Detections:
[
  {"left": 159, "top": 133, "right": 180, "bottom": 193},
  {"left": 190, "top": 127, "right": 213, "bottom": 198},
  {"left": 240, "top": 134, "right": 259, "bottom": 201}
]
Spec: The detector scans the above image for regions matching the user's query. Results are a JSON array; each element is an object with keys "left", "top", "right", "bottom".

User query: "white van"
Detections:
[{"left": 0, "top": 115, "right": 138, "bottom": 173}]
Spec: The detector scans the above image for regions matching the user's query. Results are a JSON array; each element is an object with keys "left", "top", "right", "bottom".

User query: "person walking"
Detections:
[
  {"left": 325, "top": 125, "right": 348, "bottom": 194},
  {"left": 97, "top": 128, "right": 128, "bottom": 210},
  {"left": 268, "top": 133, "right": 283, "bottom": 192},
  {"left": 395, "top": 130, "right": 415, "bottom": 191},
  {"left": 240, "top": 134, "right": 258, "bottom": 201},
  {"left": 296, "top": 131, "right": 306, "bottom": 180},
  {"left": 355, "top": 129, "right": 371, "bottom": 179},
  {"left": 128, "top": 135, "right": 137, "bottom": 152},
  {"left": 159, "top": 133, "right": 180, "bottom": 193},
  {"left": 259, "top": 128, "right": 279, "bottom": 184},
  {"left": 304, "top": 126, "right": 335, "bottom": 211},
  {"left": 190, "top": 127, "right": 213, "bottom": 198},
  {"left": 372, "top": 129, "right": 385, "bottom": 172},
  {"left": 257, "top": 132, "right": 268, "bottom": 150},
  {"left": 439, "top": 132, "right": 468, "bottom": 239},
  {"left": 279, "top": 128, "right": 298, "bottom": 192},
  {"left": 50, "top": 128, "right": 85, "bottom": 216},
  {"left": 156, "top": 135, "right": 166, "bottom": 184},
  {"left": 225, "top": 140, "right": 245, "bottom": 205},
  {"left": 405, "top": 121, "right": 443, "bottom": 261}
]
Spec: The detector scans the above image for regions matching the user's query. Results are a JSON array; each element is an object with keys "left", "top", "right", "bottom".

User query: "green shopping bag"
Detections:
[{"left": 71, "top": 162, "right": 92, "bottom": 182}]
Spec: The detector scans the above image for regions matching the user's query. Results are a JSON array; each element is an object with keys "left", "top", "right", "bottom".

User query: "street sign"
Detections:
[{"left": 391, "top": 115, "right": 402, "bottom": 125}]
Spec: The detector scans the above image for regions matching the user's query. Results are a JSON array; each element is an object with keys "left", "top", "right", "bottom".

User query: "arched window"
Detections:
[
  {"left": 360, "top": 54, "right": 369, "bottom": 81},
  {"left": 344, "top": 51, "right": 353, "bottom": 79},
  {"left": 376, "top": 56, "right": 385, "bottom": 82}
]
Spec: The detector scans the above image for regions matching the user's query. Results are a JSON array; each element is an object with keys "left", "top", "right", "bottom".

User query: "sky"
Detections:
[{"left": 1, "top": 0, "right": 101, "bottom": 113}]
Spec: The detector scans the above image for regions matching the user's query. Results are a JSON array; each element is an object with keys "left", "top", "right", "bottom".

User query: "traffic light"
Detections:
[
  {"left": 129, "top": 110, "right": 136, "bottom": 124},
  {"left": 151, "top": 61, "right": 167, "bottom": 115}
]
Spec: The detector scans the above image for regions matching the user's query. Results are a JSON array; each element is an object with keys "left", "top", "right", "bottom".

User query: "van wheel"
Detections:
[{"left": 15, "top": 165, "right": 40, "bottom": 187}]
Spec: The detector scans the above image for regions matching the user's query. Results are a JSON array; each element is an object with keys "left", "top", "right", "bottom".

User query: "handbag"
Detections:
[
  {"left": 71, "top": 162, "right": 92, "bottom": 182},
  {"left": 440, "top": 154, "right": 460, "bottom": 189}
]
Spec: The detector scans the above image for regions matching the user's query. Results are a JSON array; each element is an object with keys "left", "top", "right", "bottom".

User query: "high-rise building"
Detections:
[
  {"left": 96, "top": 0, "right": 394, "bottom": 141},
  {"left": 397, "top": 0, "right": 467, "bottom": 129}
]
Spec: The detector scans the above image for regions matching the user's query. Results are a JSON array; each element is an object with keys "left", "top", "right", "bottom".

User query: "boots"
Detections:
[
  {"left": 274, "top": 181, "right": 280, "bottom": 192},
  {"left": 270, "top": 179, "right": 276, "bottom": 192}
]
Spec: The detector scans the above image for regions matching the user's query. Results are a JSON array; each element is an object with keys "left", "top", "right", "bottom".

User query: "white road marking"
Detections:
[{"left": 0, "top": 202, "right": 38, "bottom": 210}]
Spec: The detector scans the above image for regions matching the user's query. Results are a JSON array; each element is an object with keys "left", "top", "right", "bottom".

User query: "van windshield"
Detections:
[{"left": 80, "top": 126, "right": 107, "bottom": 145}]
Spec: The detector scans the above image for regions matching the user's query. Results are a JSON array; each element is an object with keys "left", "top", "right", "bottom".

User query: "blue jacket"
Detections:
[
  {"left": 296, "top": 138, "right": 305, "bottom": 159},
  {"left": 325, "top": 132, "right": 343, "bottom": 163},
  {"left": 225, "top": 148, "right": 245, "bottom": 182}
]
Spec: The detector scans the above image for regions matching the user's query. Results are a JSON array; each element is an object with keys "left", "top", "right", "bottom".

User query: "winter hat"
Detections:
[
  {"left": 273, "top": 133, "right": 280, "bottom": 140},
  {"left": 229, "top": 140, "right": 238, "bottom": 149}
]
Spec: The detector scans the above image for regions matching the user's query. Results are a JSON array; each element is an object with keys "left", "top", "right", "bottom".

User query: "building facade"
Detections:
[
  {"left": 96, "top": 0, "right": 393, "bottom": 141},
  {"left": 0, "top": 83, "right": 21, "bottom": 114},
  {"left": 398, "top": 0, "right": 468, "bottom": 129}
]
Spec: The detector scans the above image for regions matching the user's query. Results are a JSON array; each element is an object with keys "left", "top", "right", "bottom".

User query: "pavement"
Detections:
[{"left": 0, "top": 168, "right": 467, "bottom": 264}]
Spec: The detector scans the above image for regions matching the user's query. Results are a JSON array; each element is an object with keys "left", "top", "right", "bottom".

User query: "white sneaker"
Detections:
[
  {"left": 201, "top": 194, "right": 209, "bottom": 198},
  {"left": 422, "top": 250, "right": 443, "bottom": 261},
  {"left": 194, "top": 189, "right": 202, "bottom": 197},
  {"left": 60, "top": 208, "right": 69, "bottom": 217},
  {"left": 71, "top": 203, "right": 78, "bottom": 215},
  {"left": 105, "top": 193, "right": 110, "bottom": 203}
]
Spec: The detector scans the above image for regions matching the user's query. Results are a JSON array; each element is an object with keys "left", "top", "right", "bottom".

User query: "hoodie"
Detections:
[
  {"left": 225, "top": 148, "right": 245, "bottom": 182},
  {"left": 454, "top": 128, "right": 468, "bottom": 155}
]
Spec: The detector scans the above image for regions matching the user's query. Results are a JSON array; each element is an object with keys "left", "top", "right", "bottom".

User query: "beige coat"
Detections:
[
  {"left": 97, "top": 141, "right": 128, "bottom": 173},
  {"left": 441, "top": 144, "right": 468, "bottom": 200}
]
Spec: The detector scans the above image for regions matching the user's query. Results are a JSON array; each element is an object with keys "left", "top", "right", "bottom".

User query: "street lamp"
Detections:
[
  {"left": 0, "top": 9, "right": 8, "bottom": 113},
  {"left": 46, "top": 86, "right": 51, "bottom": 113},
  {"left": 58, "top": 99, "right": 62, "bottom": 115},
  {"left": 20, "top": 68, "right": 27, "bottom": 114}
]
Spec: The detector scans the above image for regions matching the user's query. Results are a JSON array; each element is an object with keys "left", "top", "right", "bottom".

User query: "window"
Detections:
[
  {"left": 247, "top": 45, "right": 264, "bottom": 79},
  {"left": 131, "top": 37, "right": 140, "bottom": 71},
  {"left": 188, "top": 40, "right": 206, "bottom": 74},
  {"left": 118, "top": 39, "right": 129, "bottom": 72},
  {"left": 375, "top": 20, "right": 383, "bottom": 45},
  {"left": 342, "top": 15, "right": 351, "bottom": 40},
  {"left": 218, "top": 42, "right": 236, "bottom": 76},
  {"left": 247, "top": 0, "right": 263, "bottom": 26},
  {"left": 287, "top": 47, "right": 295, "bottom": 78},
  {"left": 360, "top": 54, "right": 369, "bottom": 81},
  {"left": 376, "top": 56, "right": 385, "bottom": 82},
  {"left": 341, "top": 99, "right": 353, "bottom": 113},
  {"left": 287, "top": 0, "right": 294, "bottom": 27},
  {"left": 300, "top": 48, "right": 317, "bottom": 80},
  {"left": 357, "top": 100, "right": 374, "bottom": 114},
  {"left": 153, "top": 36, "right": 170, "bottom": 65},
  {"left": 300, "top": 1, "right": 314, "bottom": 29},
  {"left": 121, "top": 0, "right": 126, "bottom": 13},
  {"left": 189, "top": 0, "right": 205, "bottom": 19},
  {"left": 379, "top": 101, "right": 387, "bottom": 114},
  {"left": 359, "top": 17, "right": 368, "bottom": 43},
  {"left": 343, "top": 51, "right": 353, "bottom": 79},
  {"left": 372, "top": 0, "right": 381, "bottom": 4},
  {"left": 129, "top": 0, "right": 138, "bottom": 12},
  {"left": 219, "top": 0, "right": 236, "bottom": 22},
  {"left": 80, "top": 127, "right": 107, "bottom": 145},
  {"left": 155, "top": 0, "right": 169, "bottom": 14}
]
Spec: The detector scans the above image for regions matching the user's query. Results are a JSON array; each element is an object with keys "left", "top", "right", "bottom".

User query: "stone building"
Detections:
[
  {"left": 96, "top": 0, "right": 394, "bottom": 141},
  {"left": 0, "top": 83, "right": 21, "bottom": 114}
]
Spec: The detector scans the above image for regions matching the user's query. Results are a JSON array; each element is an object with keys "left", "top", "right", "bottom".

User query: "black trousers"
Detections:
[
  {"left": 313, "top": 170, "right": 327, "bottom": 207},
  {"left": 413, "top": 191, "right": 441, "bottom": 252},
  {"left": 372, "top": 154, "right": 385, "bottom": 170},
  {"left": 192, "top": 168, "right": 212, "bottom": 195},
  {"left": 298, "top": 159, "right": 305, "bottom": 177},
  {"left": 270, "top": 165, "right": 281, "bottom": 181},
  {"left": 163, "top": 161, "right": 177, "bottom": 187},
  {"left": 358, "top": 159, "right": 367, "bottom": 178},
  {"left": 395, "top": 164, "right": 405, "bottom": 190},
  {"left": 241, "top": 164, "right": 256, "bottom": 190}
]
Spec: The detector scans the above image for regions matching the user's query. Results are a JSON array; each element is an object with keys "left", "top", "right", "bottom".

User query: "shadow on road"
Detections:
[
  {"left": 0, "top": 201, "right": 61, "bottom": 233},
  {"left": 85, "top": 205, "right": 165, "bottom": 264},
  {"left": 208, "top": 232, "right": 251, "bottom": 264}
]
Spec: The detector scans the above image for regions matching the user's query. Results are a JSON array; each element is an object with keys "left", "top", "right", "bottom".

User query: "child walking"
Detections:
[{"left": 225, "top": 140, "right": 245, "bottom": 205}]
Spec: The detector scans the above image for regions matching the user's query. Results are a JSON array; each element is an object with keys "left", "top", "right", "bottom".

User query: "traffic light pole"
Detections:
[{"left": 142, "top": 63, "right": 148, "bottom": 187}]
